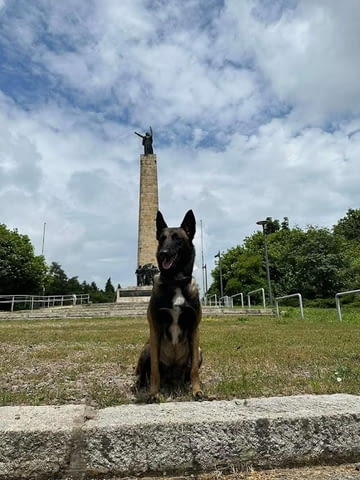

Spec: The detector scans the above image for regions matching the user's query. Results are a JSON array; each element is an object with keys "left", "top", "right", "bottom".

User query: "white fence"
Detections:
[
  {"left": 247, "top": 288, "right": 266, "bottom": 308},
  {"left": 205, "top": 293, "right": 244, "bottom": 307},
  {"left": 0, "top": 294, "right": 90, "bottom": 312},
  {"left": 275, "top": 293, "right": 304, "bottom": 319},
  {"left": 205, "top": 294, "right": 218, "bottom": 306},
  {"left": 230, "top": 292, "right": 244, "bottom": 308},
  {"left": 203, "top": 287, "right": 360, "bottom": 320},
  {"left": 335, "top": 289, "right": 360, "bottom": 322}
]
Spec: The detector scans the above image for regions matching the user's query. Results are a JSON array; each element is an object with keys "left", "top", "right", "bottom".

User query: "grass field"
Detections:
[{"left": 1, "top": 307, "right": 360, "bottom": 407}]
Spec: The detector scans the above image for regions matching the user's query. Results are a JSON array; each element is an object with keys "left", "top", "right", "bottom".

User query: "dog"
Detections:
[{"left": 136, "top": 209, "right": 203, "bottom": 402}]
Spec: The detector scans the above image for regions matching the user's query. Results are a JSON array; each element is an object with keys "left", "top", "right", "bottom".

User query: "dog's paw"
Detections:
[
  {"left": 193, "top": 390, "right": 205, "bottom": 401},
  {"left": 147, "top": 393, "right": 161, "bottom": 404}
]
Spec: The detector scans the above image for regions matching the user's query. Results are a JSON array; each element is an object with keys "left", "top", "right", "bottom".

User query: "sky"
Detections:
[{"left": 1, "top": 0, "right": 360, "bottom": 295}]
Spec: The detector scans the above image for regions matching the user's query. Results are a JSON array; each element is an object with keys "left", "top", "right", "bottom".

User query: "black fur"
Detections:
[{"left": 136, "top": 210, "right": 203, "bottom": 400}]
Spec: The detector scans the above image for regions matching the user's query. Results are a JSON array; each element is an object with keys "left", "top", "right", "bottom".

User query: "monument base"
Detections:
[{"left": 116, "top": 286, "right": 152, "bottom": 303}]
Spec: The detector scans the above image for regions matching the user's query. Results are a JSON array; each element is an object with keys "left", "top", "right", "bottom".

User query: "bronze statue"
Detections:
[
  {"left": 135, "top": 263, "right": 159, "bottom": 286},
  {"left": 134, "top": 126, "right": 153, "bottom": 155}
]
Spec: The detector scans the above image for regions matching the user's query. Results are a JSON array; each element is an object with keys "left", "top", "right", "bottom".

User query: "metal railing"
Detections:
[
  {"left": 0, "top": 294, "right": 90, "bottom": 312},
  {"left": 219, "top": 295, "right": 234, "bottom": 307},
  {"left": 335, "top": 289, "right": 360, "bottom": 322},
  {"left": 247, "top": 288, "right": 266, "bottom": 308},
  {"left": 275, "top": 293, "right": 304, "bottom": 319},
  {"left": 230, "top": 292, "right": 244, "bottom": 308},
  {"left": 205, "top": 294, "right": 218, "bottom": 306}
]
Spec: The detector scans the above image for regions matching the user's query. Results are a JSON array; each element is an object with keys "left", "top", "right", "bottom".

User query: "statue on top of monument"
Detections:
[{"left": 134, "top": 126, "right": 153, "bottom": 155}]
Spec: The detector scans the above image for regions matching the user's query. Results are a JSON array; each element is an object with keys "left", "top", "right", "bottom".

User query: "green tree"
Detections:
[
  {"left": 209, "top": 219, "right": 352, "bottom": 302},
  {"left": 89, "top": 281, "right": 99, "bottom": 292},
  {"left": 104, "top": 277, "right": 115, "bottom": 302},
  {"left": 0, "top": 224, "right": 47, "bottom": 295},
  {"left": 297, "top": 227, "right": 348, "bottom": 298},
  {"left": 46, "top": 264, "right": 90, "bottom": 296},
  {"left": 209, "top": 243, "right": 263, "bottom": 300},
  {"left": 281, "top": 217, "right": 289, "bottom": 230},
  {"left": 334, "top": 208, "right": 360, "bottom": 241},
  {"left": 67, "top": 276, "right": 82, "bottom": 294},
  {"left": 46, "top": 262, "right": 68, "bottom": 295},
  {"left": 274, "top": 227, "right": 348, "bottom": 299},
  {"left": 264, "top": 227, "right": 304, "bottom": 296},
  {"left": 333, "top": 209, "right": 360, "bottom": 292},
  {"left": 264, "top": 217, "right": 280, "bottom": 234}
]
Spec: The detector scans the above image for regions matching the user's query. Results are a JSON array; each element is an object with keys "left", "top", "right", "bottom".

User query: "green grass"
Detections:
[{"left": 1, "top": 308, "right": 360, "bottom": 407}]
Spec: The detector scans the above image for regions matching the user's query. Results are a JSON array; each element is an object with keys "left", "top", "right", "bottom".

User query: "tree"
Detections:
[
  {"left": 209, "top": 244, "right": 263, "bottom": 299},
  {"left": 333, "top": 209, "right": 360, "bottom": 291},
  {"left": 281, "top": 217, "right": 289, "bottom": 230},
  {"left": 104, "top": 277, "right": 115, "bottom": 302},
  {"left": 89, "top": 281, "right": 99, "bottom": 292},
  {"left": 264, "top": 217, "right": 280, "bottom": 234},
  {"left": 209, "top": 219, "right": 352, "bottom": 303},
  {"left": 268, "top": 227, "right": 348, "bottom": 299},
  {"left": 67, "top": 276, "right": 82, "bottom": 293},
  {"left": 0, "top": 224, "right": 47, "bottom": 295},
  {"left": 282, "top": 227, "right": 348, "bottom": 299},
  {"left": 0, "top": 223, "right": 122, "bottom": 304},
  {"left": 46, "top": 262, "right": 68, "bottom": 295},
  {"left": 260, "top": 227, "right": 305, "bottom": 297},
  {"left": 334, "top": 208, "right": 360, "bottom": 241}
]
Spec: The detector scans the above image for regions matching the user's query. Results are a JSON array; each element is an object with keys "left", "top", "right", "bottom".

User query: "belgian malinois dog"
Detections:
[{"left": 136, "top": 210, "right": 202, "bottom": 402}]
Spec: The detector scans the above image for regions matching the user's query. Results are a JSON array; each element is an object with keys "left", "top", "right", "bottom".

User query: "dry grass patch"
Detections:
[{"left": 1, "top": 309, "right": 360, "bottom": 406}]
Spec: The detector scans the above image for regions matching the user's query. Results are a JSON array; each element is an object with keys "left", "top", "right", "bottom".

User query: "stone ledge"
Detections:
[{"left": 1, "top": 394, "right": 360, "bottom": 479}]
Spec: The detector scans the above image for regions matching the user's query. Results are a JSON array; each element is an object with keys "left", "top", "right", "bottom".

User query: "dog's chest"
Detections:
[
  {"left": 167, "top": 287, "right": 185, "bottom": 345},
  {"left": 157, "top": 287, "right": 190, "bottom": 366},
  {"left": 153, "top": 278, "right": 200, "bottom": 367}
]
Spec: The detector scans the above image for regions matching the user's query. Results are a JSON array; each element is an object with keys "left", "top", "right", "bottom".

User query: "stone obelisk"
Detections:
[
  {"left": 137, "top": 153, "right": 158, "bottom": 268},
  {"left": 116, "top": 131, "right": 158, "bottom": 301}
]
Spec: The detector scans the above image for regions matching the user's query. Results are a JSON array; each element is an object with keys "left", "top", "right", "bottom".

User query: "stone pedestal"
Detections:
[
  {"left": 116, "top": 286, "right": 152, "bottom": 303},
  {"left": 137, "top": 154, "right": 158, "bottom": 268}
]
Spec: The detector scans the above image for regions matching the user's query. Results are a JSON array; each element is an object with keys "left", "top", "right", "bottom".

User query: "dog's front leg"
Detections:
[
  {"left": 148, "top": 321, "right": 161, "bottom": 402},
  {"left": 190, "top": 327, "right": 203, "bottom": 400}
]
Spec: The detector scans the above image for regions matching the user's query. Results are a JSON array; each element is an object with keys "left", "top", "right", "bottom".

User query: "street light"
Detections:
[
  {"left": 200, "top": 220, "right": 208, "bottom": 298},
  {"left": 256, "top": 220, "right": 273, "bottom": 305},
  {"left": 41, "top": 221, "right": 46, "bottom": 297},
  {"left": 202, "top": 263, "right": 208, "bottom": 296},
  {"left": 214, "top": 251, "right": 224, "bottom": 299}
]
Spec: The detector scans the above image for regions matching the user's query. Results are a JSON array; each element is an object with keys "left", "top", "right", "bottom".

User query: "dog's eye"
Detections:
[{"left": 171, "top": 233, "right": 180, "bottom": 241}]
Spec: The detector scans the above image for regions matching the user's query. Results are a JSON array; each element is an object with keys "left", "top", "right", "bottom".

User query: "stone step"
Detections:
[
  {"left": 1, "top": 394, "right": 360, "bottom": 478},
  {"left": 0, "top": 301, "right": 274, "bottom": 320}
]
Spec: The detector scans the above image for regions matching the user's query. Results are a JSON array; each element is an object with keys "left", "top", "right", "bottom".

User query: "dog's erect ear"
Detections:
[
  {"left": 156, "top": 211, "right": 167, "bottom": 239},
  {"left": 181, "top": 210, "right": 196, "bottom": 241}
]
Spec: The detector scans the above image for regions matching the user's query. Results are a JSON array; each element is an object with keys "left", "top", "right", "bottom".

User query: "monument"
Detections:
[
  {"left": 116, "top": 127, "right": 159, "bottom": 302},
  {"left": 135, "top": 126, "right": 159, "bottom": 286}
]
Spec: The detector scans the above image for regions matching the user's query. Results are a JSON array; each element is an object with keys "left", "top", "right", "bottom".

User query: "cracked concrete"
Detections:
[{"left": 1, "top": 394, "right": 360, "bottom": 479}]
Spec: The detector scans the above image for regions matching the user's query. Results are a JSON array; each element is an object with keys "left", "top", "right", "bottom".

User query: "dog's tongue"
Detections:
[{"left": 162, "top": 257, "right": 175, "bottom": 270}]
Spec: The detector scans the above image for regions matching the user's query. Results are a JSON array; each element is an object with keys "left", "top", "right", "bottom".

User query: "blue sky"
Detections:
[{"left": 1, "top": 0, "right": 360, "bottom": 293}]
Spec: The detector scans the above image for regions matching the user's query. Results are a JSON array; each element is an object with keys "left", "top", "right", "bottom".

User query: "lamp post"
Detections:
[
  {"left": 41, "top": 221, "right": 46, "bottom": 297},
  {"left": 200, "top": 220, "right": 208, "bottom": 298},
  {"left": 214, "top": 251, "right": 224, "bottom": 299},
  {"left": 41, "top": 221, "right": 46, "bottom": 256},
  {"left": 256, "top": 220, "right": 273, "bottom": 305},
  {"left": 202, "top": 264, "right": 208, "bottom": 296}
]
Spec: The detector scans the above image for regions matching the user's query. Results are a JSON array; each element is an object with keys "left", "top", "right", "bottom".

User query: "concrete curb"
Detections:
[{"left": 1, "top": 394, "right": 360, "bottom": 479}]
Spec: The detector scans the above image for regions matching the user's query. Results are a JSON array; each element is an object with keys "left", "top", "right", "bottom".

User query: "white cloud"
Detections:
[
  {"left": 0, "top": 0, "right": 360, "bottom": 292},
  {"left": 249, "top": 1, "right": 360, "bottom": 122}
]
